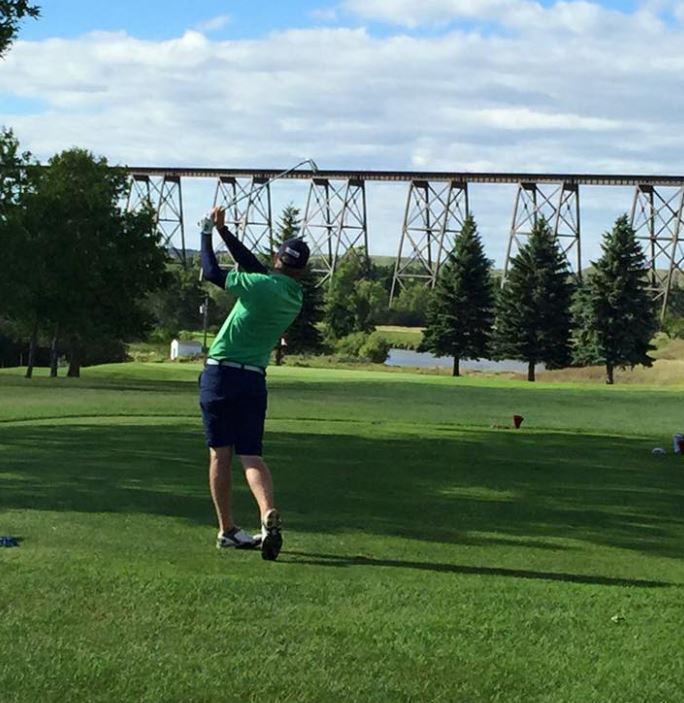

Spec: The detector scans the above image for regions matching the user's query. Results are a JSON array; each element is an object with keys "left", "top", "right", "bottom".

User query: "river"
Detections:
[{"left": 385, "top": 348, "right": 544, "bottom": 374}]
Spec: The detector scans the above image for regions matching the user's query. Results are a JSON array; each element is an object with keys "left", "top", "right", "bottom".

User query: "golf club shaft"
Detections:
[
  {"left": 197, "top": 158, "right": 319, "bottom": 281},
  {"left": 222, "top": 159, "right": 319, "bottom": 210}
]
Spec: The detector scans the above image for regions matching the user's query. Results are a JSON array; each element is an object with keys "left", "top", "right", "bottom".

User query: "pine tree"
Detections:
[
  {"left": 275, "top": 204, "right": 324, "bottom": 354},
  {"left": 495, "top": 217, "right": 574, "bottom": 382},
  {"left": 419, "top": 214, "right": 495, "bottom": 376},
  {"left": 572, "top": 215, "right": 657, "bottom": 384},
  {"left": 276, "top": 204, "right": 302, "bottom": 244},
  {"left": 287, "top": 267, "right": 324, "bottom": 354}
]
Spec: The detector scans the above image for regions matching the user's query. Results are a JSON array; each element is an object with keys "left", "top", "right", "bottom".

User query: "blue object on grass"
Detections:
[{"left": 0, "top": 536, "right": 20, "bottom": 547}]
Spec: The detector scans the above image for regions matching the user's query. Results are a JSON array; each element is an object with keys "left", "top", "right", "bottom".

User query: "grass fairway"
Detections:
[{"left": 1, "top": 364, "right": 684, "bottom": 702}]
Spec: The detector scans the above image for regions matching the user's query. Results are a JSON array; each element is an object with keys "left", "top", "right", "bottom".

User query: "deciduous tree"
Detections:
[
  {"left": 18, "top": 148, "right": 168, "bottom": 376},
  {"left": 324, "top": 254, "right": 386, "bottom": 339},
  {"left": 0, "top": 1, "right": 40, "bottom": 57}
]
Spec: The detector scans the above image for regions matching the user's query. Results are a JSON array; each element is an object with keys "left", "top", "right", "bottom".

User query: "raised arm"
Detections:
[
  {"left": 200, "top": 218, "right": 227, "bottom": 289},
  {"left": 212, "top": 207, "right": 268, "bottom": 275}
]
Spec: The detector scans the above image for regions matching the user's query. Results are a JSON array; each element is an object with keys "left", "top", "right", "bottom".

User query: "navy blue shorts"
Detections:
[{"left": 199, "top": 365, "right": 268, "bottom": 455}]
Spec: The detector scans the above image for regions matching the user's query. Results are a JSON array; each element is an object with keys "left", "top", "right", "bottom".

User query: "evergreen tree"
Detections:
[
  {"left": 276, "top": 204, "right": 302, "bottom": 244},
  {"left": 495, "top": 217, "right": 574, "bottom": 382},
  {"left": 285, "top": 268, "right": 324, "bottom": 354},
  {"left": 419, "top": 214, "right": 495, "bottom": 376},
  {"left": 275, "top": 204, "right": 324, "bottom": 354},
  {"left": 572, "top": 215, "right": 657, "bottom": 384}
]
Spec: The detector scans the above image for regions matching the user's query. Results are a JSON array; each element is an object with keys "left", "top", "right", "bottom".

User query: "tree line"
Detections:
[
  {"left": 0, "top": 131, "right": 328, "bottom": 374},
  {"left": 285, "top": 206, "right": 658, "bottom": 384},
  {"left": 0, "top": 130, "right": 660, "bottom": 385},
  {"left": 418, "top": 214, "right": 657, "bottom": 383},
  {"left": 0, "top": 1, "right": 664, "bottom": 383},
  {"left": 0, "top": 132, "right": 170, "bottom": 376}
]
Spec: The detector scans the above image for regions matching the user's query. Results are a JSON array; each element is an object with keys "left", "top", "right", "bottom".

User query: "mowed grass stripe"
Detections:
[{"left": 1, "top": 363, "right": 684, "bottom": 436}]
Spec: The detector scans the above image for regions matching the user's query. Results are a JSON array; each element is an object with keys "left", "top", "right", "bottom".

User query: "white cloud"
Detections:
[
  {"left": 310, "top": 7, "right": 339, "bottom": 22},
  {"left": 442, "top": 107, "right": 622, "bottom": 132},
  {"left": 193, "top": 15, "right": 231, "bottom": 34},
  {"left": 342, "top": 0, "right": 506, "bottom": 28},
  {"left": 340, "top": 0, "right": 619, "bottom": 32},
  {"left": 1, "top": 4, "right": 684, "bottom": 264}
]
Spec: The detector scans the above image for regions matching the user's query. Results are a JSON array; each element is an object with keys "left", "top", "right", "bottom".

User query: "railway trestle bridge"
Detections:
[{"left": 127, "top": 167, "right": 684, "bottom": 318}]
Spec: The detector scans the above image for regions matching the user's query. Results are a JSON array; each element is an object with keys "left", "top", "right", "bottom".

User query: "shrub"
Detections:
[
  {"left": 386, "top": 283, "right": 431, "bottom": 327},
  {"left": 334, "top": 331, "right": 369, "bottom": 357},
  {"left": 360, "top": 333, "right": 391, "bottom": 363},
  {"left": 334, "top": 331, "right": 390, "bottom": 363},
  {"left": 148, "top": 327, "right": 175, "bottom": 344},
  {"left": 661, "top": 316, "right": 684, "bottom": 340}
]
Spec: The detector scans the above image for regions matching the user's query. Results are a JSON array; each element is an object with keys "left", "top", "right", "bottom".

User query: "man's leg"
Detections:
[
  {"left": 240, "top": 454, "right": 282, "bottom": 561},
  {"left": 239, "top": 454, "right": 274, "bottom": 518},
  {"left": 209, "top": 446, "right": 234, "bottom": 534}
]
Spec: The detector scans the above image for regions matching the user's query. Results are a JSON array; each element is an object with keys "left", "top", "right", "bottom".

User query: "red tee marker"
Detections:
[{"left": 513, "top": 415, "right": 524, "bottom": 429}]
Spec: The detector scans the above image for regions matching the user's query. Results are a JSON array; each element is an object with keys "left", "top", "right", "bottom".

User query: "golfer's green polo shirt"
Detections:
[{"left": 208, "top": 270, "right": 303, "bottom": 369}]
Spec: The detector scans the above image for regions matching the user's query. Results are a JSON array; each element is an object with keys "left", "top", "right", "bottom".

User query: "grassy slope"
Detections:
[
  {"left": 1, "top": 364, "right": 683, "bottom": 702},
  {"left": 375, "top": 325, "right": 424, "bottom": 350}
]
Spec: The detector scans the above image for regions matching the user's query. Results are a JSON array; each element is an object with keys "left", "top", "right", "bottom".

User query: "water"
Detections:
[{"left": 385, "top": 348, "right": 544, "bottom": 374}]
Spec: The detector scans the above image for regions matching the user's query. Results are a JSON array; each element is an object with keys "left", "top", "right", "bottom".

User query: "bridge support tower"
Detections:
[
  {"left": 631, "top": 184, "right": 684, "bottom": 320},
  {"left": 390, "top": 180, "right": 468, "bottom": 304},
  {"left": 503, "top": 181, "right": 581, "bottom": 285},
  {"left": 300, "top": 177, "right": 368, "bottom": 284}
]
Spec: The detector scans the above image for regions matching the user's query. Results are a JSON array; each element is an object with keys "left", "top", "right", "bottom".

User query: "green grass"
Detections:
[
  {"left": 375, "top": 325, "right": 424, "bottom": 350},
  {"left": 1, "top": 364, "right": 684, "bottom": 702},
  {"left": 125, "top": 328, "right": 684, "bottom": 384}
]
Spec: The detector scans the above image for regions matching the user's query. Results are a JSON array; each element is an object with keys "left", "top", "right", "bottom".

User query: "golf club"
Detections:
[
  {"left": 225, "top": 158, "right": 318, "bottom": 212},
  {"left": 197, "top": 159, "right": 319, "bottom": 281},
  {"left": 198, "top": 158, "right": 319, "bottom": 228}
]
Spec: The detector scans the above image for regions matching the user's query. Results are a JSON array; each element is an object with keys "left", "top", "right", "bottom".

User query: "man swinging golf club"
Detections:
[{"left": 199, "top": 206, "right": 309, "bottom": 560}]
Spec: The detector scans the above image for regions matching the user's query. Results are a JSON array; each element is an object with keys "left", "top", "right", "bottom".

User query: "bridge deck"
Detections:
[{"left": 127, "top": 167, "right": 684, "bottom": 187}]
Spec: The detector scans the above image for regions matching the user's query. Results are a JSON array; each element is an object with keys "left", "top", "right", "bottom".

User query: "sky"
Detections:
[{"left": 2, "top": 0, "right": 683, "bottom": 265}]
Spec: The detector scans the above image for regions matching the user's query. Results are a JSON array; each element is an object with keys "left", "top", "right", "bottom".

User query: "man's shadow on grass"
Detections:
[
  {"left": 2, "top": 423, "right": 684, "bottom": 562},
  {"left": 282, "top": 550, "right": 677, "bottom": 589}
]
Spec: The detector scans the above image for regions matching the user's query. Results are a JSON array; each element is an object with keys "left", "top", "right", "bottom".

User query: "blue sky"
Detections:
[
  {"left": 18, "top": 0, "right": 336, "bottom": 41},
  {"left": 4, "top": 0, "right": 683, "bottom": 261},
  {"left": 19, "top": 0, "right": 641, "bottom": 41}
]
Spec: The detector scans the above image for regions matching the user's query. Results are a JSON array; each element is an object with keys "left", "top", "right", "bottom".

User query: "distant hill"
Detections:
[{"left": 170, "top": 249, "right": 681, "bottom": 287}]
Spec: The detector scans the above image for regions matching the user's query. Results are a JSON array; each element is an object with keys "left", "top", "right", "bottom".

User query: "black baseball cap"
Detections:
[{"left": 277, "top": 238, "right": 310, "bottom": 269}]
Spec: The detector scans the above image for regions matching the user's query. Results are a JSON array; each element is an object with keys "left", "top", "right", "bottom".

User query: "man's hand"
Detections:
[
  {"left": 211, "top": 206, "right": 226, "bottom": 230},
  {"left": 200, "top": 216, "right": 213, "bottom": 235}
]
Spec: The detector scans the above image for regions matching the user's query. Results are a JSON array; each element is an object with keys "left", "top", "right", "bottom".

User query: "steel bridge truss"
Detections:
[
  {"left": 126, "top": 174, "right": 186, "bottom": 263},
  {"left": 212, "top": 176, "right": 273, "bottom": 261},
  {"left": 631, "top": 185, "right": 684, "bottom": 318},
  {"left": 390, "top": 180, "right": 468, "bottom": 304},
  {"left": 300, "top": 178, "right": 368, "bottom": 284},
  {"left": 503, "top": 182, "right": 581, "bottom": 283},
  {"left": 124, "top": 167, "right": 684, "bottom": 317}
]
